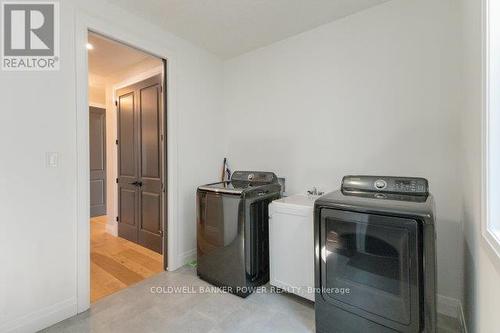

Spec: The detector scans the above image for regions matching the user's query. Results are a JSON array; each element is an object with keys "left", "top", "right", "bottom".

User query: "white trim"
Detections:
[
  {"left": 105, "top": 220, "right": 118, "bottom": 236},
  {"left": 0, "top": 298, "right": 76, "bottom": 333},
  {"left": 437, "top": 294, "right": 467, "bottom": 332},
  {"left": 458, "top": 301, "right": 468, "bottom": 333},
  {"left": 179, "top": 249, "right": 196, "bottom": 266},
  {"left": 75, "top": 12, "right": 91, "bottom": 314},
  {"left": 88, "top": 102, "right": 106, "bottom": 109},
  {"left": 112, "top": 66, "right": 163, "bottom": 91},
  {"left": 481, "top": 0, "right": 500, "bottom": 259},
  {"left": 437, "top": 294, "right": 461, "bottom": 318},
  {"left": 75, "top": 11, "right": 181, "bottom": 315}
]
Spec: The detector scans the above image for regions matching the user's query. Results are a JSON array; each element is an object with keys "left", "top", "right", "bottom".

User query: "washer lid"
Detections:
[
  {"left": 198, "top": 171, "right": 280, "bottom": 195},
  {"left": 197, "top": 181, "right": 248, "bottom": 195}
]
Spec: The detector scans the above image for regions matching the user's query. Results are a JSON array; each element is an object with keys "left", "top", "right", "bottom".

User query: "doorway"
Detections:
[
  {"left": 87, "top": 31, "right": 167, "bottom": 302},
  {"left": 89, "top": 106, "right": 106, "bottom": 217}
]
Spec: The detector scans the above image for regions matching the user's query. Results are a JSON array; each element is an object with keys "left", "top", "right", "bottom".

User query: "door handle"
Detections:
[{"left": 130, "top": 181, "right": 143, "bottom": 187}]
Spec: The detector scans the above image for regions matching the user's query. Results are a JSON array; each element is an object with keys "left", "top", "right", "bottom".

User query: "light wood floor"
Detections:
[{"left": 91, "top": 216, "right": 163, "bottom": 303}]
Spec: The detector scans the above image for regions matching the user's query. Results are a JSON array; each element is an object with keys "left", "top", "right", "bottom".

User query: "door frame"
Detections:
[{"left": 75, "top": 12, "right": 180, "bottom": 313}]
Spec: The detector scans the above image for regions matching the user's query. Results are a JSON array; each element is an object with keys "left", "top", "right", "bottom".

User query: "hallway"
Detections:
[{"left": 91, "top": 216, "right": 163, "bottom": 302}]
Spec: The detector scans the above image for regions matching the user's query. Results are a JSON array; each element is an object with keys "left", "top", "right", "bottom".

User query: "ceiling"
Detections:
[
  {"left": 88, "top": 32, "right": 155, "bottom": 77},
  {"left": 106, "top": 0, "right": 391, "bottom": 59}
]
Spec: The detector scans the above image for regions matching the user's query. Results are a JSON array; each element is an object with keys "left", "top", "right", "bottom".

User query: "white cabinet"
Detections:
[{"left": 269, "top": 195, "right": 318, "bottom": 302}]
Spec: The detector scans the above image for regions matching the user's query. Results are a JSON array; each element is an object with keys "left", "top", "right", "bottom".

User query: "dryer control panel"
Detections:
[{"left": 342, "top": 175, "right": 429, "bottom": 196}]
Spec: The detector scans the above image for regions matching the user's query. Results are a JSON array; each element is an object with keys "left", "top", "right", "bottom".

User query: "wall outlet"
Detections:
[{"left": 278, "top": 177, "right": 286, "bottom": 193}]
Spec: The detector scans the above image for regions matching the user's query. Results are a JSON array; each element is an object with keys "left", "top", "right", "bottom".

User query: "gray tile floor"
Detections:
[{"left": 42, "top": 266, "right": 460, "bottom": 333}]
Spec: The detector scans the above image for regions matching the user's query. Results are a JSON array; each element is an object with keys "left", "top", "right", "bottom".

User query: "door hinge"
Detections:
[
  {"left": 159, "top": 230, "right": 163, "bottom": 236},
  {"left": 115, "top": 100, "right": 118, "bottom": 107},
  {"left": 115, "top": 139, "right": 119, "bottom": 145},
  {"left": 160, "top": 134, "right": 164, "bottom": 141},
  {"left": 116, "top": 178, "right": 118, "bottom": 184},
  {"left": 160, "top": 85, "right": 163, "bottom": 93},
  {"left": 116, "top": 216, "right": 119, "bottom": 222}
]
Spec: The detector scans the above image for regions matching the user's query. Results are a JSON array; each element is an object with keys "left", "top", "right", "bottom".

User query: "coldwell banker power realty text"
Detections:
[{"left": 2, "top": 1, "right": 59, "bottom": 71}]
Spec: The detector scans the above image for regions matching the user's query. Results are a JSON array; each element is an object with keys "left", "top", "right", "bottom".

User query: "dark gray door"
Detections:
[
  {"left": 117, "top": 74, "right": 163, "bottom": 254},
  {"left": 89, "top": 107, "right": 106, "bottom": 217}
]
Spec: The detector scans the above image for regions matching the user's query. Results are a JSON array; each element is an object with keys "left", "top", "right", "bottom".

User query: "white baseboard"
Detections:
[
  {"left": 1, "top": 298, "right": 76, "bottom": 333},
  {"left": 437, "top": 294, "right": 467, "bottom": 333},
  {"left": 105, "top": 220, "right": 118, "bottom": 236},
  {"left": 458, "top": 302, "right": 468, "bottom": 333},
  {"left": 179, "top": 249, "right": 196, "bottom": 266},
  {"left": 437, "top": 294, "right": 460, "bottom": 318},
  {"left": 167, "top": 249, "right": 196, "bottom": 271}
]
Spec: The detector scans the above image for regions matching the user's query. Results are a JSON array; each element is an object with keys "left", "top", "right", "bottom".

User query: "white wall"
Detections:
[
  {"left": 223, "top": 0, "right": 464, "bottom": 305},
  {"left": 88, "top": 86, "right": 105, "bottom": 106},
  {"left": 0, "top": 0, "right": 224, "bottom": 331},
  {"left": 461, "top": 0, "right": 500, "bottom": 332},
  {"left": 88, "top": 73, "right": 106, "bottom": 106}
]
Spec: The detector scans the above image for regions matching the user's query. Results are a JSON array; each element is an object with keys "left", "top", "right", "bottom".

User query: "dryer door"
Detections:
[{"left": 318, "top": 208, "right": 421, "bottom": 332}]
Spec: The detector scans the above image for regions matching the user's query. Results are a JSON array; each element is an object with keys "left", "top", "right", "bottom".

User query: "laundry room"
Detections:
[
  {"left": 218, "top": 3, "right": 464, "bottom": 329},
  {"left": 0, "top": 0, "right": 498, "bottom": 333},
  {"left": 197, "top": 0, "right": 462, "bottom": 327}
]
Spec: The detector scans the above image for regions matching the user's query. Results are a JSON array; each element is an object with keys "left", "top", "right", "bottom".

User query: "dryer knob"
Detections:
[{"left": 374, "top": 179, "right": 387, "bottom": 190}]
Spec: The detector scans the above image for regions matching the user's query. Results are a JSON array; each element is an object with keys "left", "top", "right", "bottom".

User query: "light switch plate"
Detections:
[{"left": 46, "top": 152, "right": 59, "bottom": 168}]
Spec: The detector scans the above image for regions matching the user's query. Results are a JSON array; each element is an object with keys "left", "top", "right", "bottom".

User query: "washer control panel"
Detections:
[
  {"left": 342, "top": 175, "right": 428, "bottom": 195},
  {"left": 231, "top": 171, "right": 278, "bottom": 184}
]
